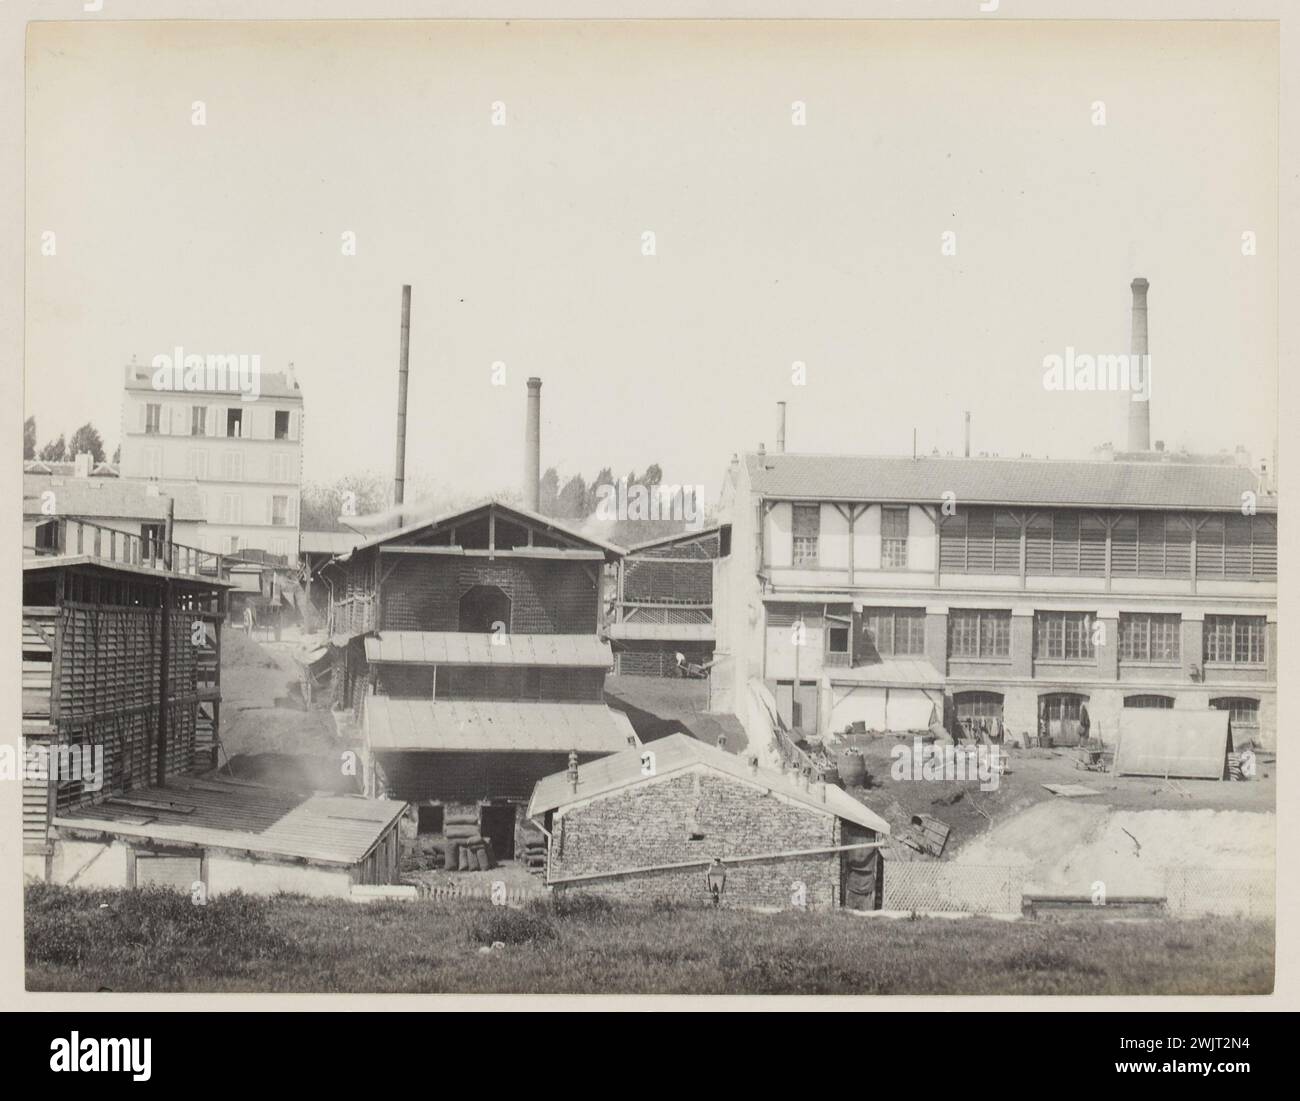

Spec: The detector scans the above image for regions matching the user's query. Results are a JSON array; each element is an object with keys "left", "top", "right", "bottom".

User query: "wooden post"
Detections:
[
  {"left": 156, "top": 580, "right": 173, "bottom": 787},
  {"left": 163, "top": 495, "right": 175, "bottom": 571}
]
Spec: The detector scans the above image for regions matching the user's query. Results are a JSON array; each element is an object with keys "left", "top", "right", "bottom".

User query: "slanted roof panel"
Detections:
[
  {"left": 364, "top": 631, "right": 612, "bottom": 668},
  {"left": 365, "top": 697, "right": 637, "bottom": 754},
  {"left": 746, "top": 453, "right": 1273, "bottom": 512}
]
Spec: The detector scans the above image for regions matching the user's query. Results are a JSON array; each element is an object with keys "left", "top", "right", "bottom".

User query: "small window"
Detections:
[
  {"left": 271, "top": 495, "right": 288, "bottom": 526},
  {"left": 191, "top": 406, "right": 207, "bottom": 436},
  {"left": 226, "top": 408, "right": 243, "bottom": 438},
  {"left": 828, "top": 625, "right": 850, "bottom": 654},
  {"left": 881, "top": 506, "right": 909, "bottom": 569},
  {"left": 792, "top": 504, "right": 820, "bottom": 566},
  {"left": 145, "top": 403, "right": 162, "bottom": 435},
  {"left": 275, "top": 410, "right": 290, "bottom": 440},
  {"left": 1124, "top": 694, "right": 1175, "bottom": 709}
]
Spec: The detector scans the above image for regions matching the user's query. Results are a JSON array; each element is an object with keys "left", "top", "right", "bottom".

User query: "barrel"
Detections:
[{"left": 839, "top": 749, "right": 867, "bottom": 788}]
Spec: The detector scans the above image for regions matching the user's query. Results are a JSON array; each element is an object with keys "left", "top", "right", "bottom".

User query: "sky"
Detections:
[{"left": 25, "top": 19, "right": 1279, "bottom": 510}]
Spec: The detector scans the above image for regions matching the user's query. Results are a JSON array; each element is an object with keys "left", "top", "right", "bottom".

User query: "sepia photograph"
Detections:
[{"left": 4, "top": 4, "right": 1293, "bottom": 1036}]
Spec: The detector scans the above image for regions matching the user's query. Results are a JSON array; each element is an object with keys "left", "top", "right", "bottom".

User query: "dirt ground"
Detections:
[
  {"left": 217, "top": 627, "right": 360, "bottom": 792},
  {"left": 605, "top": 674, "right": 748, "bottom": 752},
  {"left": 833, "top": 733, "right": 1276, "bottom": 870}
]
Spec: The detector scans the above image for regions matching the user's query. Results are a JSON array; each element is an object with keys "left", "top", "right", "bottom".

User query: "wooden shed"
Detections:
[{"left": 528, "top": 733, "right": 890, "bottom": 910}]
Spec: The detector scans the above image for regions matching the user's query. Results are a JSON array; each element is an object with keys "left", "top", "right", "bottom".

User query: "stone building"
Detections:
[{"left": 528, "top": 733, "right": 890, "bottom": 910}]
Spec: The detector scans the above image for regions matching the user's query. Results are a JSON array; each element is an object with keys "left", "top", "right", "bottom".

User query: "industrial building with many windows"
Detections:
[{"left": 714, "top": 449, "right": 1277, "bottom": 750}]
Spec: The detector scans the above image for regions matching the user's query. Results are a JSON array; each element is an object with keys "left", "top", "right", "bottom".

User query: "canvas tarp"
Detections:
[
  {"left": 1114, "top": 709, "right": 1233, "bottom": 781},
  {"left": 823, "top": 682, "right": 940, "bottom": 734}
]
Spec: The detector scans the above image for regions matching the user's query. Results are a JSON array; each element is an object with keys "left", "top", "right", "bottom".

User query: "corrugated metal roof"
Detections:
[
  {"left": 344, "top": 499, "right": 626, "bottom": 557},
  {"left": 746, "top": 453, "right": 1275, "bottom": 512},
  {"left": 1115, "top": 709, "right": 1232, "bottom": 780},
  {"left": 365, "top": 631, "right": 613, "bottom": 667},
  {"left": 607, "top": 622, "right": 715, "bottom": 642},
  {"left": 528, "top": 732, "right": 890, "bottom": 834},
  {"left": 365, "top": 697, "right": 640, "bottom": 753},
  {"left": 52, "top": 776, "right": 406, "bottom": 866}
]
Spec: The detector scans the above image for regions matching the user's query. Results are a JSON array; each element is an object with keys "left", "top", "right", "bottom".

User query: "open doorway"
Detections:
[{"left": 480, "top": 803, "right": 517, "bottom": 861}]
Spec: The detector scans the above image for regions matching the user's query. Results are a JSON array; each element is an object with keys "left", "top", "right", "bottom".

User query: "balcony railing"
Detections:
[{"left": 29, "top": 516, "right": 227, "bottom": 580}]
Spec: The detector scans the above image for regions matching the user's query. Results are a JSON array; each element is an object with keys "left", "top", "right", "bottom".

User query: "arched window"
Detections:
[
  {"left": 1124, "top": 694, "right": 1175, "bottom": 709},
  {"left": 458, "top": 584, "right": 511, "bottom": 634},
  {"left": 953, "top": 691, "right": 1004, "bottom": 722},
  {"left": 1210, "top": 696, "right": 1260, "bottom": 730}
]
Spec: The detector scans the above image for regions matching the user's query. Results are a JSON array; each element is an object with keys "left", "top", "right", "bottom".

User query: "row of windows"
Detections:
[
  {"left": 137, "top": 446, "right": 296, "bottom": 483},
  {"left": 938, "top": 508, "right": 1276, "bottom": 580},
  {"left": 143, "top": 402, "right": 296, "bottom": 441},
  {"left": 206, "top": 492, "right": 296, "bottom": 527},
  {"left": 791, "top": 504, "right": 911, "bottom": 568},
  {"left": 811, "top": 606, "right": 1267, "bottom": 667},
  {"left": 956, "top": 690, "right": 1261, "bottom": 726}
]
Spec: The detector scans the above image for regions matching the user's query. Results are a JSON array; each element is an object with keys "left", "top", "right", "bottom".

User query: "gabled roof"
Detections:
[
  {"left": 340, "top": 499, "right": 626, "bottom": 559},
  {"left": 746, "top": 453, "right": 1275, "bottom": 513},
  {"left": 365, "top": 631, "right": 612, "bottom": 668},
  {"left": 528, "top": 731, "right": 890, "bottom": 834}
]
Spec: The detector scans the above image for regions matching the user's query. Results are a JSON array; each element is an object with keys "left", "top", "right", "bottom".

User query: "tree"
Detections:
[
  {"left": 556, "top": 473, "right": 588, "bottom": 520},
  {"left": 23, "top": 416, "right": 35, "bottom": 460},
  {"left": 300, "top": 472, "right": 389, "bottom": 531},
  {"left": 111, "top": 444, "right": 120, "bottom": 464},
  {"left": 537, "top": 467, "right": 560, "bottom": 516},
  {"left": 38, "top": 434, "right": 66, "bottom": 462},
  {"left": 67, "top": 422, "right": 106, "bottom": 464}
]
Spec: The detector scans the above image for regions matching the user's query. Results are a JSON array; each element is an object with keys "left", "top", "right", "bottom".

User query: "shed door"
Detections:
[{"left": 135, "top": 854, "right": 203, "bottom": 891}]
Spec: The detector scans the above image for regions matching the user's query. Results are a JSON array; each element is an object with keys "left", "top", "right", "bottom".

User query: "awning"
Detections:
[
  {"left": 364, "top": 696, "right": 640, "bottom": 754},
  {"left": 824, "top": 658, "right": 945, "bottom": 690},
  {"left": 364, "top": 631, "right": 612, "bottom": 668}
]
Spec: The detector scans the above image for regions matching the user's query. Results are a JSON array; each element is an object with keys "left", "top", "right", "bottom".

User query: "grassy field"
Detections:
[{"left": 26, "top": 884, "right": 1272, "bottom": 995}]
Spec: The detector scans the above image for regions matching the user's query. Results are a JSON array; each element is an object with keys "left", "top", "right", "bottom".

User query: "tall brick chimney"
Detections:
[
  {"left": 1127, "top": 277, "right": 1151, "bottom": 452},
  {"left": 525, "top": 377, "right": 542, "bottom": 511}
]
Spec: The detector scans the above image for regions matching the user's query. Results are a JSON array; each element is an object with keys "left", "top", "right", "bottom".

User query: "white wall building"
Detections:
[{"left": 119, "top": 360, "right": 304, "bottom": 561}]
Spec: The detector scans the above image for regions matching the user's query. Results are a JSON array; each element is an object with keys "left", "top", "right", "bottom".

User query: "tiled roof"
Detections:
[
  {"left": 22, "top": 477, "right": 207, "bottom": 522},
  {"left": 364, "top": 631, "right": 613, "bottom": 668},
  {"left": 745, "top": 453, "right": 1274, "bottom": 512},
  {"left": 528, "top": 732, "right": 890, "bottom": 834},
  {"left": 364, "top": 697, "right": 640, "bottom": 754}
]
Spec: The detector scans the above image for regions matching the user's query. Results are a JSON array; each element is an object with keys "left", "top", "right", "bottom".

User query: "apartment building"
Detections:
[
  {"left": 714, "top": 449, "right": 1278, "bottom": 750},
  {"left": 119, "top": 360, "right": 304, "bottom": 561}
]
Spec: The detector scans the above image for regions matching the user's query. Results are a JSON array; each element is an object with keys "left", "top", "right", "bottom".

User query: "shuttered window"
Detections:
[
  {"left": 1080, "top": 515, "right": 1107, "bottom": 575},
  {"left": 939, "top": 514, "right": 967, "bottom": 572},
  {"left": 1196, "top": 516, "right": 1225, "bottom": 576},
  {"left": 1110, "top": 515, "right": 1138, "bottom": 573},
  {"left": 993, "top": 512, "right": 1021, "bottom": 574}
]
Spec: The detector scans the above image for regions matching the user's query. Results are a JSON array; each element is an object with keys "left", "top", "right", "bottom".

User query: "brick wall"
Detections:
[
  {"left": 549, "top": 770, "right": 844, "bottom": 910},
  {"left": 380, "top": 558, "right": 597, "bottom": 634}
]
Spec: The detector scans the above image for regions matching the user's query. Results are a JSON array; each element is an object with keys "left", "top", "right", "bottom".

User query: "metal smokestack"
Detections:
[
  {"left": 394, "top": 285, "right": 411, "bottom": 518},
  {"left": 776, "top": 402, "right": 787, "bottom": 453},
  {"left": 525, "top": 377, "right": 542, "bottom": 511},
  {"left": 1127, "top": 277, "right": 1150, "bottom": 452},
  {"left": 964, "top": 411, "right": 971, "bottom": 458}
]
